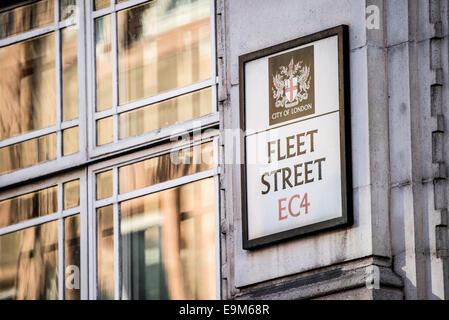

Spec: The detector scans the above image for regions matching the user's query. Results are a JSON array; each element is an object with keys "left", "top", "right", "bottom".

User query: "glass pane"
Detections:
[
  {"left": 0, "top": 0, "right": 54, "bottom": 40},
  {"left": 62, "top": 126, "right": 79, "bottom": 156},
  {"left": 0, "top": 33, "right": 56, "bottom": 140},
  {"left": 96, "top": 170, "right": 113, "bottom": 200},
  {"left": 60, "top": 0, "right": 77, "bottom": 21},
  {"left": 65, "top": 214, "right": 80, "bottom": 300},
  {"left": 97, "top": 205, "right": 114, "bottom": 300},
  {"left": 95, "top": 15, "right": 113, "bottom": 111},
  {"left": 0, "top": 221, "right": 59, "bottom": 300},
  {"left": 0, "top": 186, "right": 58, "bottom": 229},
  {"left": 0, "top": 133, "right": 57, "bottom": 175},
  {"left": 62, "top": 26, "right": 78, "bottom": 122},
  {"left": 63, "top": 180, "right": 80, "bottom": 210},
  {"left": 119, "top": 142, "right": 213, "bottom": 194},
  {"left": 119, "top": 88, "right": 211, "bottom": 140},
  {"left": 63, "top": 126, "right": 79, "bottom": 156},
  {"left": 120, "top": 178, "right": 215, "bottom": 300},
  {"left": 94, "top": 0, "right": 111, "bottom": 11},
  {"left": 117, "top": 0, "right": 211, "bottom": 105},
  {"left": 96, "top": 117, "right": 114, "bottom": 146}
]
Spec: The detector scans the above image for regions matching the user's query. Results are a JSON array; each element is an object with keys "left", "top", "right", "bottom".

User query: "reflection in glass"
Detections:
[
  {"left": 0, "top": 0, "right": 54, "bottom": 40},
  {"left": 94, "top": 0, "right": 111, "bottom": 11},
  {"left": 0, "top": 133, "right": 57, "bottom": 175},
  {"left": 119, "top": 88, "right": 211, "bottom": 140},
  {"left": 60, "top": 0, "right": 77, "bottom": 21},
  {"left": 96, "top": 170, "right": 113, "bottom": 200},
  {"left": 119, "top": 142, "right": 213, "bottom": 194},
  {"left": 62, "top": 26, "right": 78, "bottom": 122},
  {"left": 65, "top": 214, "right": 80, "bottom": 300},
  {"left": 120, "top": 178, "right": 215, "bottom": 300},
  {"left": 117, "top": 0, "right": 211, "bottom": 105},
  {"left": 96, "top": 117, "right": 114, "bottom": 146},
  {"left": 0, "top": 186, "right": 58, "bottom": 229},
  {"left": 0, "top": 221, "right": 59, "bottom": 300},
  {"left": 63, "top": 126, "right": 79, "bottom": 156},
  {"left": 63, "top": 180, "right": 80, "bottom": 210},
  {"left": 95, "top": 15, "right": 113, "bottom": 111},
  {"left": 0, "top": 33, "right": 56, "bottom": 140},
  {"left": 97, "top": 205, "right": 114, "bottom": 300}
]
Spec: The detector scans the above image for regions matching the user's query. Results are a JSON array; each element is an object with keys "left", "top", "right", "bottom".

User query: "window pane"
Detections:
[
  {"left": 63, "top": 126, "right": 79, "bottom": 156},
  {"left": 117, "top": 0, "right": 211, "bottom": 105},
  {"left": 62, "top": 25, "right": 78, "bottom": 122},
  {"left": 119, "top": 88, "right": 212, "bottom": 140},
  {"left": 0, "top": 221, "right": 59, "bottom": 300},
  {"left": 63, "top": 180, "right": 80, "bottom": 210},
  {"left": 97, "top": 117, "right": 114, "bottom": 146},
  {"left": 60, "top": 0, "right": 77, "bottom": 21},
  {"left": 65, "top": 214, "right": 80, "bottom": 300},
  {"left": 0, "top": 0, "right": 54, "bottom": 40},
  {"left": 119, "top": 142, "right": 214, "bottom": 194},
  {"left": 96, "top": 170, "right": 113, "bottom": 200},
  {"left": 94, "top": 0, "right": 111, "bottom": 11},
  {"left": 0, "top": 133, "right": 57, "bottom": 176},
  {"left": 97, "top": 205, "right": 114, "bottom": 300},
  {"left": 0, "top": 186, "right": 58, "bottom": 229},
  {"left": 95, "top": 15, "right": 113, "bottom": 111},
  {"left": 0, "top": 33, "right": 56, "bottom": 140},
  {"left": 120, "top": 178, "right": 215, "bottom": 300}
]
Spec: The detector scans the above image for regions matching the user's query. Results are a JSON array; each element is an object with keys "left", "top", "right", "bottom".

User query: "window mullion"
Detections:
[
  {"left": 111, "top": 9, "right": 119, "bottom": 143},
  {"left": 112, "top": 166, "right": 120, "bottom": 300},
  {"left": 57, "top": 180, "right": 64, "bottom": 300},
  {"left": 55, "top": 13, "right": 62, "bottom": 158}
]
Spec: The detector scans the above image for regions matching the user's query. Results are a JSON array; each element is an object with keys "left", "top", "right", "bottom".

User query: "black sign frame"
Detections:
[{"left": 239, "top": 25, "right": 353, "bottom": 250}]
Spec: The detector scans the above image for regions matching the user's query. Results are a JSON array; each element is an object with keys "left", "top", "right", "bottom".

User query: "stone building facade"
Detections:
[
  {"left": 0, "top": 0, "right": 448, "bottom": 300},
  {"left": 217, "top": 0, "right": 449, "bottom": 300}
]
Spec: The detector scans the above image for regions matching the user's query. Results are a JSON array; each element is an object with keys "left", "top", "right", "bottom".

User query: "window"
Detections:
[
  {"left": 89, "top": 0, "right": 217, "bottom": 156},
  {"left": 0, "top": 0, "right": 86, "bottom": 187},
  {"left": 0, "top": 171, "right": 87, "bottom": 300},
  {"left": 0, "top": 0, "right": 219, "bottom": 301},
  {"left": 90, "top": 138, "right": 218, "bottom": 300}
]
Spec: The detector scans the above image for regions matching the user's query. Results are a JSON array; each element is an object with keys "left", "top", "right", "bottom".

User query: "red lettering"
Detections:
[
  {"left": 300, "top": 193, "right": 310, "bottom": 214},
  {"left": 288, "top": 194, "right": 301, "bottom": 217},
  {"left": 277, "top": 194, "right": 311, "bottom": 220},
  {"left": 278, "top": 198, "right": 288, "bottom": 220}
]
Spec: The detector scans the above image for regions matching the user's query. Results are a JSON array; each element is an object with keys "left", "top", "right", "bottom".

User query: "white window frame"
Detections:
[
  {"left": 0, "top": 0, "right": 88, "bottom": 189},
  {"left": 85, "top": 0, "right": 218, "bottom": 159},
  {"left": 0, "top": 168, "right": 88, "bottom": 300},
  {"left": 87, "top": 128, "right": 221, "bottom": 300}
]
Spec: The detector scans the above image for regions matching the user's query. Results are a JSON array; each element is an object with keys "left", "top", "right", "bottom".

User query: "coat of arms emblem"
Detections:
[
  {"left": 268, "top": 45, "right": 315, "bottom": 125},
  {"left": 272, "top": 58, "right": 311, "bottom": 107}
]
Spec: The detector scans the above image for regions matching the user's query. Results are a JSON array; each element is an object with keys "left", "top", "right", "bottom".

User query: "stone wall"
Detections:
[{"left": 217, "top": 0, "right": 449, "bottom": 300}]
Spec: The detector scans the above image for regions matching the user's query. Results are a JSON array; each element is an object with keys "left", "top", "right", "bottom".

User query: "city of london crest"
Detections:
[
  {"left": 268, "top": 45, "right": 315, "bottom": 125},
  {"left": 272, "top": 58, "right": 311, "bottom": 108}
]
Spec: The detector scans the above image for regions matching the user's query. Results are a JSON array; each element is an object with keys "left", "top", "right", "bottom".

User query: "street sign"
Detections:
[{"left": 239, "top": 25, "right": 352, "bottom": 249}]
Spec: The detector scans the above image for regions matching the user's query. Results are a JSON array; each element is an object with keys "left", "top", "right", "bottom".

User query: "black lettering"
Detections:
[
  {"left": 294, "top": 163, "right": 304, "bottom": 186},
  {"left": 304, "top": 161, "right": 314, "bottom": 184},
  {"left": 314, "top": 157, "right": 326, "bottom": 180},
  {"left": 261, "top": 172, "right": 270, "bottom": 195},
  {"left": 286, "top": 136, "right": 295, "bottom": 159},
  {"left": 277, "top": 139, "right": 285, "bottom": 161},
  {"left": 282, "top": 167, "right": 293, "bottom": 190},
  {"left": 267, "top": 141, "right": 276, "bottom": 163},
  {"left": 272, "top": 169, "right": 282, "bottom": 192},
  {"left": 307, "top": 129, "right": 318, "bottom": 152},
  {"left": 296, "top": 133, "right": 306, "bottom": 155}
]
